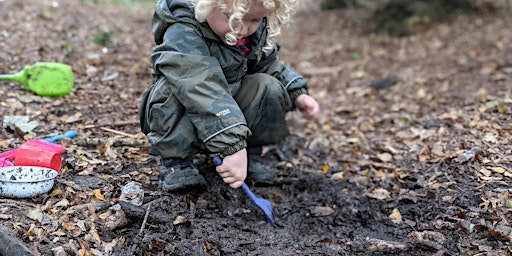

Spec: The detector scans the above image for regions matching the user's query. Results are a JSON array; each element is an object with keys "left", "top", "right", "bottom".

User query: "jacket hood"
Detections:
[
  {"left": 153, "top": 0, "right": 204, "bottom": 44},
  {"left": 155, "top": 0, "right": 195, "bottom": 23}
]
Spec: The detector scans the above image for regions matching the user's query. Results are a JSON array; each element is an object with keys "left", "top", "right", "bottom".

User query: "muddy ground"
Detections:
[{"left": 0, "top": 1, "right": 511, "bottom": 255}]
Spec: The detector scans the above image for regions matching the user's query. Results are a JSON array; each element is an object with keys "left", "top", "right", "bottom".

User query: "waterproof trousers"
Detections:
[{"left": 139, "top": 73, "right": 292, "bottom": 160}]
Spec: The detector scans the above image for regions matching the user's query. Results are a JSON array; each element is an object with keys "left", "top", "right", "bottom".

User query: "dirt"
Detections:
[{"left": 0, "top": 1, "right": 511, "bottom": 255}]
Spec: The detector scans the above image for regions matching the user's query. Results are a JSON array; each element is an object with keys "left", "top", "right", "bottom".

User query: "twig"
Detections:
[
  {"left": 140, "top": 202, "right": 152, "bottom": 234},
  {"left": 0, "top": 199, "right": 36, "bottom": 208},
  {"left": 100, "top": 127, "right": 138, "bottom": 138},
  {"left": 129, "top": 202, "right": 152, "bottom": 255},
  {"left": 83, "top": 120, "right": 139, "bottom": 129},
  {"left": 75, "top": 138, "right": 148, "bottom": 147}
]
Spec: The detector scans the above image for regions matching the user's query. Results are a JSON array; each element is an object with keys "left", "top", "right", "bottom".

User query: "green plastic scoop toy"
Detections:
[{"left": 0, "top": 62, "right": 74, "bottom": 97}]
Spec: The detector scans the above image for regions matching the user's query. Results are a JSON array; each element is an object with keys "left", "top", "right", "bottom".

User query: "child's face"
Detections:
[{"left": 207, "top": 0, "right": 269, "bottom": 41}]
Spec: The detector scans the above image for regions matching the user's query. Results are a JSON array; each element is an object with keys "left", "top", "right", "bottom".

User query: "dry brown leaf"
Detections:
[
  {"left": 490, "top": 167, "right": 506, "bottom": 174},
  {"left": 173, "top": 215, "right": 187, "bottom": 225},
  {"left": 104, "top": 237, "right": 125, "bottom": 252},
  {"left": 479, "top": 168, "right": 492, "bottom": 177},
  {"left": 418, "top": 144, "right": 430, "bottom": 162},
  {"left": 321, "top": 164, "right": 329, "bottom": 173},
  {"left": 94, "top": 189, "right": 106, "bottom": 201},
  {"left": 0, "top": 139, "right": 12, "bottom": 148},
  {"left": 479, "top": 176, "right": 503, "bottom": 181},
  {"left": 365, "top": 188, "right": 390, "bottom": 200},
  {"left": 51, "top": 229, "right": 67, "bottom": 237},
  {"left": 85, "top": 226, "right": 101, "bottom": 243},
  {"left": 26, "top": 208, "right": 44, "bottom": 222},
  {"left": 0, "top": 213, "right": 12, "bottom": 219},
  {"left": 54, "top": 198, "right": 70, "bottom": 208},
  {"left": 98, "top": 212, "right": 110, "bottom": 220},
  {"left": 309, "top": 206, "right": 335, "bottom": 217},
  {"left": 50, "top": 188, "right": 65, "bottom": 197},
  {"left": 331, "top": 172, "right": 345, "bottom": 181},
  {"left": 372, "top": 168, "right": 387, "bottom": 181},
  {"left": 377, "top": 152, "right": 393, "bottom": 162},
  {"left": 389, "top": 208, "right": 403, "bottom": 224},
  {"left": 63, "top": 222, "right": 76, "bottom": 231}
]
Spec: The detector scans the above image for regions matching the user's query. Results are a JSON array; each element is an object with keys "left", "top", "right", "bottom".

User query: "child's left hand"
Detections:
[{"left": 295, "top": 94, "right": 320, "bottom": 119}]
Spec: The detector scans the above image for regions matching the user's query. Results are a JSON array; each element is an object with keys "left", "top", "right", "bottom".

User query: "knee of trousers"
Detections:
[{"left": 241, "top": 73, "right": 291, "bottom": 110}]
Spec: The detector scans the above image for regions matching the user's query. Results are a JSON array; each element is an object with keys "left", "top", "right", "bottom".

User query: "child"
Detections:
[{"left": 139, "top": 0, "right": 320, "bottom": 191}]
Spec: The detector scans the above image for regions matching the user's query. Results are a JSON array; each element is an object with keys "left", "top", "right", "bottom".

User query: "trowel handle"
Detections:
[
  {"left": 43, "top": 131, "right": 77, "bottom": 143},
  {"left": 213, "top": 156, "right": 256, "bottom": 201},
  {"left": 0, "top": 71, "right": 26, "bottom": 85}
]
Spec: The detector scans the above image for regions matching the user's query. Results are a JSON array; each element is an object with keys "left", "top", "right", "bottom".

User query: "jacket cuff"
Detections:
[
  {"left": 221, "top": 140, "right": 247, "bottom": 156},
  {"left": 288, "top": 88, "right": 309, "bottom": 110}
]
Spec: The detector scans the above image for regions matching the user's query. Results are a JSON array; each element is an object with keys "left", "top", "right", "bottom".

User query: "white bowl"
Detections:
[{"left": 0, "top": 166, "right": 58, "bottom": 198}]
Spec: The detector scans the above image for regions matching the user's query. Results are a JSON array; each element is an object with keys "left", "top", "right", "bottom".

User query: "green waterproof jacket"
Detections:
[{"left": 142, "top": 0, "right": 309, "bottom": 156}]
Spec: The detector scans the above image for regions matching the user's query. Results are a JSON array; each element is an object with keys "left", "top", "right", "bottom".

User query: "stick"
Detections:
[
  {"left": 100, "top": 127, "right": 138, "bottom": 138},
  {"left": 0, "top": 199, "right": 36, "bottom": 208},
  {"left": 82, "top": 120, "right": 139, "bottom": 129},
  {"left": 139, "top": 203, "right": 152, "bottom": 234},
  {"left": 129, "top": 202, "right": 152, "bottom": 255},
  {"left": 75, "top": 138, "right": 148, "bottom": 147}
]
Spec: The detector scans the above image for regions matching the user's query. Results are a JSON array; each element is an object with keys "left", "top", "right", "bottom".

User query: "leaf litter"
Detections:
[{"left": 0, "top": 0, "right": 511, "bottom": 255}]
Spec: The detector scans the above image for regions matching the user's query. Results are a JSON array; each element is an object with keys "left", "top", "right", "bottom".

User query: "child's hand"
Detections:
[
  {"left": 215, "top": 149, "right": 247, "bottom": 188},
  {"left": 295, "top": 94, "right": 320, "bottom": 119}
]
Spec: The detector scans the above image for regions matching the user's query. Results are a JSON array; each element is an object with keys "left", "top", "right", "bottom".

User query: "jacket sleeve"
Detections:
[
  {"left": 151, "top": 22, "right": 250, "bottom": 155},
  {"left": 251, "top": 42, "right": 309, "bottom": 110}
]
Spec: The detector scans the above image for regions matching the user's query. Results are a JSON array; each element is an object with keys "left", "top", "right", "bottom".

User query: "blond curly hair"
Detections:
[{"left": 190, "top": 0, "right": 297, "bottom": 50}]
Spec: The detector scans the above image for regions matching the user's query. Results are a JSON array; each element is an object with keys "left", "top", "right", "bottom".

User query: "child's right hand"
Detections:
[
  {"left": 215, "top": 149, "right": 247, "bottom": 188},
  {"left": 296, "top": 94, "right": 320, "bottom": 120}
]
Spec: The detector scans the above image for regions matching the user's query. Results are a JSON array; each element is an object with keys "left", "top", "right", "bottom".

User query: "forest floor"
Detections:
[{"left": 0, "top": 1, "right": 511, "bottom": 255}]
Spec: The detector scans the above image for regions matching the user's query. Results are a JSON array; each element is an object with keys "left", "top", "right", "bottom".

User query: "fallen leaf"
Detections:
[
  {"left": 377, "top": 152, "right": 393, "bottom": 162},
  {"left": 365, "top": 188, "right": 390, "bottom": 200},
  {"left": 26, "top": 208, "right": 44, "bottom": 222},
  {"left": 418, "top": 144, "right": 430, "bottom": 162},
  {"left": 51, "top": 229, "right": 67, "bottom": 237},
  {"left": 479, "top": 168, "right": 491, "bottom": 177},
  {"left": 0, "top": 213, "right": 12, "bottom": 219},
  {"left": 389, "top": 208, "right": 403, "bottom": 224},
  {"left": 94, "top": 189, "right": 106, "bottom": 201},
  {"left": 490, "top": 167, "right": 506, "bottom": 174},
  {"left": 204, "top": 241, "right": 213, "bottom": 252},
  {"left": 50, "top": 188, "right": 65, "bottom": 197},
  {"left": 104, "top": 237, "right": 125, "bottom": 252},
  {"left": 54, "top": 198, "right": 69, "bottom": 208},
  {"left": 173, "top": 215, "right": 186, "bottom": 225},
  {"left": 315, "top": 237, "right": 333, "bottom": 244},
  {"left": 309, "top": 206, "right": 335, "bottom": 217},
  {"left": 98, "top": 212, "right": 110, "bottom": 220},
  {"left": 331, "top": 172, "right": 345, "bottom": 181}
]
